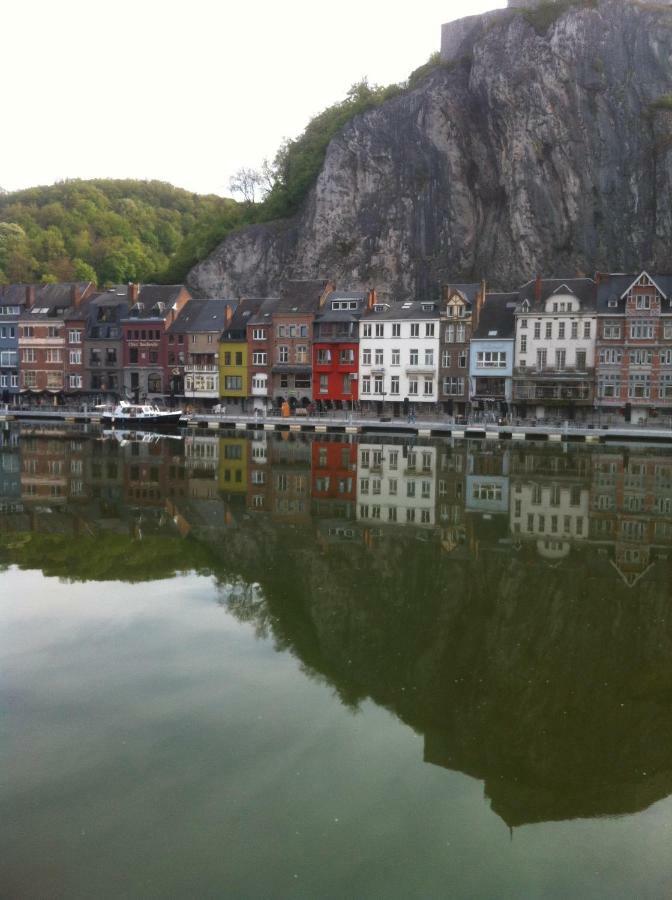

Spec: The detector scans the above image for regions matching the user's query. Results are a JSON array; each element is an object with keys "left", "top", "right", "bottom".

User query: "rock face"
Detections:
[{"left": 189, "top": 0, "right": 672, "bottom": 299}]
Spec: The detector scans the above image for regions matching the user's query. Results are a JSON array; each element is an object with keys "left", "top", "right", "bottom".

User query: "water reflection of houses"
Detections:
[
  {"left": 268, "top": 433, "right": 311, "bottom": 524},
  {"left": 436, "top": 443, "right": 468, "bottom": 555},
  {"left": 356, "top": 441, "right": 437, "bottom": 528},
  {"left": 20, "top": 431, "right": 88, "bottom": 507},
  {"left": 464, "top": 444, "right": 511, "bottom": 551},
  {"left": 311, "top": 437, "right": 357, "bottom": 519},
  {"left": 589, "top": 450, "right": 672, "bottom": 585},
  {"left": 185, "top": 434, "right": 219, "bottom": 500}
]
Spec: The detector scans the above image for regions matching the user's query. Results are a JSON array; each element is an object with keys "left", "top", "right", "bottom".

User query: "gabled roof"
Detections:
[
  {"left": 247, "top": 296, "right": 280, "bottom": 326},
  {"left": 315, "top": 289, "right": 368, "bottom": 323},
  {"left": 517, "top": 277, "right": 596, "bottom": 308},
  {"left": 472, "top": 293, "right": 517, "bottom": 340},
  {"left": 596, "top": 273, "right": 672, "bottom": 313},
  {"left": 0, "top": 284, "right": 29, "bottom": 307},
  {"left": 20, "top": 281, "right": 95, "bottom": 319},
  {"left": 169, "top": 298, "right": 235, "bottom": 334},
  {"left": 136, "top": 284, "right": 188, "bottom": 307},
  {"left": 444, "top": 283, "right": 481, "bottom": 306},
  {"left": 276, "top": 279, "right": 334, "bottom": 314},
  {"left": 221, "top": 297, "right": 265, "bottom": 341},
  {"left": 361, "top": 299, "right": 441, "bottom": 321}
]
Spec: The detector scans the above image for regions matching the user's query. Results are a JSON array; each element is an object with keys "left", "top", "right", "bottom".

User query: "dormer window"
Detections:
[
  {"left": 421, "top": 302, "right": 435, "bottom": 311},
  {"left": 636, "top": 295, "right": 652, "bottom": 310},
  {"left": 608, "top": 300, "right": 618, "bottom": 308}
]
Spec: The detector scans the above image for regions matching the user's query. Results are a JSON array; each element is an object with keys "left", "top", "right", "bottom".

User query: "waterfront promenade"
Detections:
[{"left": 3, "top": 404, "right": 672, "bottom": 444}]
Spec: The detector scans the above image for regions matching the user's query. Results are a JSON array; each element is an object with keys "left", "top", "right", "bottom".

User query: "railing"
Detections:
[
  {"left": 514, "top": 366, "right": 595, "bottom": 377},
  {"left": 185, "top": 365, "right": 218, "bottom": 373}
]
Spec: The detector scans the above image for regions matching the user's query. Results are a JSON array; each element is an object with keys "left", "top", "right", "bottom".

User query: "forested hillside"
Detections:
[{"left": 0, "top": 179, "right": 238, "bottom": 286}]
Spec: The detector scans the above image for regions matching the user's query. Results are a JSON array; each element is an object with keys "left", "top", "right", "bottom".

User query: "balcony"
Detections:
[
  {"left": 512, "top": 383, "right": 593, "bottom": 403},
  {"left": 405, "top": 364, "right": 435, "bottom": 374},
  {"left": 514, "top": 366, "right": 594, "bottom": 378},
  {"left": 186, "top": 364, "right": 218, "bottom": 373}
]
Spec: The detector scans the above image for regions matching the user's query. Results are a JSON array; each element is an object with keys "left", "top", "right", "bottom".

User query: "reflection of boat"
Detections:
[
  {"left": 102, "top": 429, "right": 183, "bottom": 446},
  {"left": 101, "top": 401, "right": 184, "bottom": 428}
]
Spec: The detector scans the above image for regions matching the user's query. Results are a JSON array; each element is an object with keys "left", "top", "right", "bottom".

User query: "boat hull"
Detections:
[{"left": 102, "top": 413, "right": 184, "bottom": 428}]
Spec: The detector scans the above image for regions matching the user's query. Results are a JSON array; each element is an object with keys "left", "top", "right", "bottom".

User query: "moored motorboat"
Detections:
[{"left": 101, "top": 401, "right": 185, "bottom": 428}]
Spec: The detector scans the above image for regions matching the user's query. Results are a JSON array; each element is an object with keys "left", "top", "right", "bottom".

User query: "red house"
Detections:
[
  {"left": 312, "top": 290, "right": 371, "bottom": 408},
  {"left": 311, "top": 438, "right": 357, "bottom": 518}
]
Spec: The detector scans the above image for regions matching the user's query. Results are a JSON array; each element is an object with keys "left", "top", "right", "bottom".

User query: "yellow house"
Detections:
[
  {"left": 220, "top": 301, "right": 255, "bottom": 410},
  {"left": 218, "top": 437, "right": 247, "bottom": 494}
]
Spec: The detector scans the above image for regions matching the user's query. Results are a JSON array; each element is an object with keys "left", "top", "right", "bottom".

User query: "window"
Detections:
[
  {"left": 361, "top": 375, "right": 371, "bottom": 394},
  {"left": 533, "top": 322, "right": 541, "bottom": 339},
  {"left": 252, "top": 328, "right": 266, "bottom": 340},
  {"left": 362, "top": 348, "right": 371, "bottom": 365},
  {"left": 545, "top": 322, "right": 552, "bottom": 339},
  {"left": 425, "top": 323, "right": 435, "bottom": 337},
  {"left": 630, "top": 321, "right": 654, "bottom": 340},
  {"left": 374, "top": 375, "right": 384, "bottom": 394},
  {"left": 391, "top": 349, "right": 400, "bottom": 366},
  {"left": 278, "top": 346, "right": 289, "bottom": 363},
  {"left": 45, "top": 349, "right": 61, "bottom": 363},
  {"left": 599, "top": 348, "right": 622, "bottom": 365},
  {"left": 69, "top": 329, "right": 81, "bottom": 343},
  {"left": 390, "top": 376, "right": 400, "bottom": 394},
  {"left": 571, "top": 321, "right": 578, "bottom": 339},
  {"left": 472, "top": 483, "right": 502, "bottom": 502},
  {"left": 661, "top": 349, "right": 672, "bottom": 366},
  {"left": 446, "top": 325, "right": 455, "bottom": 343},
  {"left": 374, "top": 348, "right": 383, "bottom": 365},
  {"left": 576, "top": 350, "right": 587, "bottom": 370},
  {"left": 408, "top": 377, "right": 418, "bottom": 395},
  {"left": 252, "top": 375, "right": 267, "bottom": 391},
  {"left": 300, "top": 325, "right": 308, "bottom": 337},
  {"left": 635, "top": 295, "right": 652, "bottom": 309},
  {"left": 520, "top": 335, "right": 527, "bottom": 353},
  {"left": 536, "top": 349, "right": 547, "bottom": 370},
  {"left": 407, "top": 481, "right": 416, "bottom": 498},
  {"left": 421, "top": 480, "right": 431, "bottom": 499},
  {"left": 477, "top": 351, "right": 506, "bottom": 368},
  {"left": 392, "top": 323, "right": 401, "bottom": 337},
  {"left": 664, "top": 323, "right": 672, "bottom": 340},
  {"left": 252, "top": 351, "right": 267, "bottom": 365},
  {"left": 388, "top": 451, "right": 398, "bottom": 470},
  {"left": 339, "top": 349, "right": 354, "bottom": 364},
  {"left": 68, "top": 374, "right": 82, "bottom": 389},
  {"left": 583, "top": 321, "right": 591, "bottom": 339},
  {"left": 520, "top": 318, "right": 527, "bottom": 329},
  {"left": 628, "top": 373, "right": 651, "bottom": 399},
  {"left": 443, "top": 377, "right": 464, "bottom": 396},
  {"left": 21, "top": 326, "right": 34, "bottom": 338},
  {"left": 424, "top": 349, "right": 433, "bottom": 366},
  {"left": 224, "top": 352, "right": 231, "bottom": 365},
  {"left": 630, "top": 349, "right": 652, "bottom": 366},
  {"left": 555, "top": 349, "right": 566, "bottom": 370},
  {"left": 359, "top": 478, "right": 369, "bottom": 495},
  {"left": 456, "top": 324, "right": 466, "bottom": 342},
  {"left": 410, "top": 323, "right": 420, "bottom": 337},
  {"left": 375, "top": 323, "right": 384, "bottom": 337},
  {"left": 129, "top": 348, "right": 138, "bottom": 364},
  {"left": 148, "top": 351, "right": 158, "bottom": 364},
  {"left": 557, "top": 322, "right": 565, "bottom": 340},
  {"left": 603, "top": 322, "right": 621, "bottom": 339},
  {"left": 406, "top": 508, "right": 416, "bottom": 523},
  {"left": 319, "top": 374, "right": 328, "bottom": 393},
  {"left": 660, "top": 374, "right": 672, "bottom": 399},
  {"left": 316, "top": 348, "right": 331, "bottom": 364},
  {"left": 442, "top": 350, "right": 451, "bottom": 368},
  {"left": 69, "top": 350, "right": 81, "bottom": 365},
  {"left": 410, "top": 349, "right": 419, "bottom": 365},
  {"left": 458, "top": 351, "right": 467, "bottom": 368},
  {"left": 363, "top": 324, "right": 372, "bottom": 337},
  {"left": 22, "top": 348, "right": 36, "bottom": 363},
  {"left": 235, "top": 351, "right": 243, "bottom": 365},
  {"left": 423, "top": 378, "right": 434, "bottom": 395},
  {"left": 47, "top": 326, "right": 59, "bottom": 338},
  {"left": 224, "top": 376, "right": 243, "bottom": 391},
  {"left": 147, "top": 373, "right": 162, "bottom": 392},
  {"left": 23, "top": 371, "right": 36, "bottom": 387},
  {"left": 342, "top": 374, "right": 353, "bottom": 394}
]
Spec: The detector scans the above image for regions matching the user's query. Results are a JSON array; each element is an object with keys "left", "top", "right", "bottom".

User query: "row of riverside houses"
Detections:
[{"left": 1, "top": 271, "right": 671, "bottom": 422}]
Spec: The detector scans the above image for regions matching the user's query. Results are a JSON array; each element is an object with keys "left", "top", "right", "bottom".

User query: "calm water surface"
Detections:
[{"left": 2, "top": 426, "right": 672, "bottom": 898}]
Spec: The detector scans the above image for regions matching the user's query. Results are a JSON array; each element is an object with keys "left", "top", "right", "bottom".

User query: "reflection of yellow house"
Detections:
[{"left": 218, "top": 438, "right": 247, "bottom": 493}]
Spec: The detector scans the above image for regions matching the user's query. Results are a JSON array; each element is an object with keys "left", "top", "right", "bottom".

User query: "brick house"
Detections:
[
  {"left": 595, "top": 271, "right": 672, "bottom": 423},
  {"left": 270, "top": 280, "right": 334, "bottom": 408},
  {"left": 0, "top": 284, "right": 26, "bottom": 401},
  {"left": 439, "top": 283, "right": 484, "bottom": 417},
  {"left": 247, "top": 297, "right": 279, "bottom": 413},
  {"left": 121, "top": 284, "right": 191, "bottom": 402},
  {"left": 19, "top": 282, "right": 95, "bottom": 399},
  {"left": 82, "top": 287, "right": 129, "bottom": 399},
  {"left": 168, "top": 298, "right": 233, "bottom": 408}
]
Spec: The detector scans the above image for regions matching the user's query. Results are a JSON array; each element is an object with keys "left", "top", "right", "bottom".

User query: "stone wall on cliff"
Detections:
[{"left": 188, "top": 0, "right": 672, "bottom": 299}]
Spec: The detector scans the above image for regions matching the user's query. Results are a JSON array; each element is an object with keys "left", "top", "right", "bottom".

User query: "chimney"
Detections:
[
  {"left": 473, "top": 281, "right": 486, "bottom": 329},
  {"left": 595, "top": 271, "right": 609, "bottom": 286},
  {"left": 128, "top": 282, "right": 139, "bottom": 304},
  {"left": 70, "top": 283, "right": 82, "bottom": 307},
  {"left": 534, "top": 274, "right": 543, "bottom": 306},
  {"left": 367, "top": 287, "right": 377, "bottom": 310},
  {"left": 441, "top": 284, "right": 450, "bottom": 303},
  {"left": 25, "top": 285, "right": 35, "bottom": 309},
  {"left": 225, "top": 303, "right": 234, "bottom": 326}
]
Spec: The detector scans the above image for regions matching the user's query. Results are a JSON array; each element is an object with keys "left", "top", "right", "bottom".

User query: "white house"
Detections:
[
  {"left": 356, "top": 442, "right": 437, "bottom": 527},
  {"left": 358, "top": 300, "right": 441, "bottom": 413},
  {"left": 511, "top": 277, "right": 597, "bottom": 419}
]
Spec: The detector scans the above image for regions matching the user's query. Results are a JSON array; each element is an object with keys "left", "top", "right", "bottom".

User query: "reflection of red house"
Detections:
[
  {"left": 311, "top": 439, "right": 356, "bottom": 517},
  {"left": 312, "top": 290, "right": 371, "bottom": 406}
]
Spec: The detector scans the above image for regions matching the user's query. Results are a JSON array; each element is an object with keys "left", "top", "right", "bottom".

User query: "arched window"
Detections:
[{"left": 148, "top": 373, "right": 162, "bottom": 393}]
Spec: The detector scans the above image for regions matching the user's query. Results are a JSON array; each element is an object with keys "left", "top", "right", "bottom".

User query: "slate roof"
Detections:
[
  {"left": 136, "top": 284, "right": 188, "bottom": 307},
  {"left": 517, "top": 277, "right": 596, "bottom": 309},
  {"left": 20, "top": 282, "right": 95, "bottom": 319},
  {"left": 360, "top": 299, "right": 442, "bottom": 321},
  {"left": 315, "top": 290, "right": 368, "bottom": 323},
  {"left": 247, "top": 297, "right": 280, "bottom": 326},
  {"left": 0, "top": 284, "right": 29, "bottom": 308},
  {"left": 169, "top": 298, "right": 235, "bottom": 335},
  {"left": 472, "top": 293, "right": 517, "bottom": 340},
  {"left": 221, "top": 297, "right": 265, "bottom": 341},
  {"left": 276, "top": 279, "right": 333, "bottom": 314},
  {"left": 596, "top": 272, "right": 672, "bottom": 314}
]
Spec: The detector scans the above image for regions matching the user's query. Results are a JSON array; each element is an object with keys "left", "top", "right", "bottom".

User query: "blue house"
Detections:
[
  {"left": 0, "top": 284, "right": 26, "bottom": 402},
  {"left": 469, "top": 292, "right": 517, "bottom": 416}
]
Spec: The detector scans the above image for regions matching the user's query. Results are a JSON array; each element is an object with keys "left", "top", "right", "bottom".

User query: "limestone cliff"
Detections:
[{"left": 189, "top": 0, "right": 672, "bottom": 298}]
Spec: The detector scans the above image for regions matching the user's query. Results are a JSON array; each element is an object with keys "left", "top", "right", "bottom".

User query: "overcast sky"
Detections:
[{"left": 5, "top": 0, "right": 504, "bottom": 197}]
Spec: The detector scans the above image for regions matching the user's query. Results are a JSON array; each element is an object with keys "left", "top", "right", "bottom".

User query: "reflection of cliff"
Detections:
[{"left": 221, "top": 515, "right": 672, "bottom": 827}]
